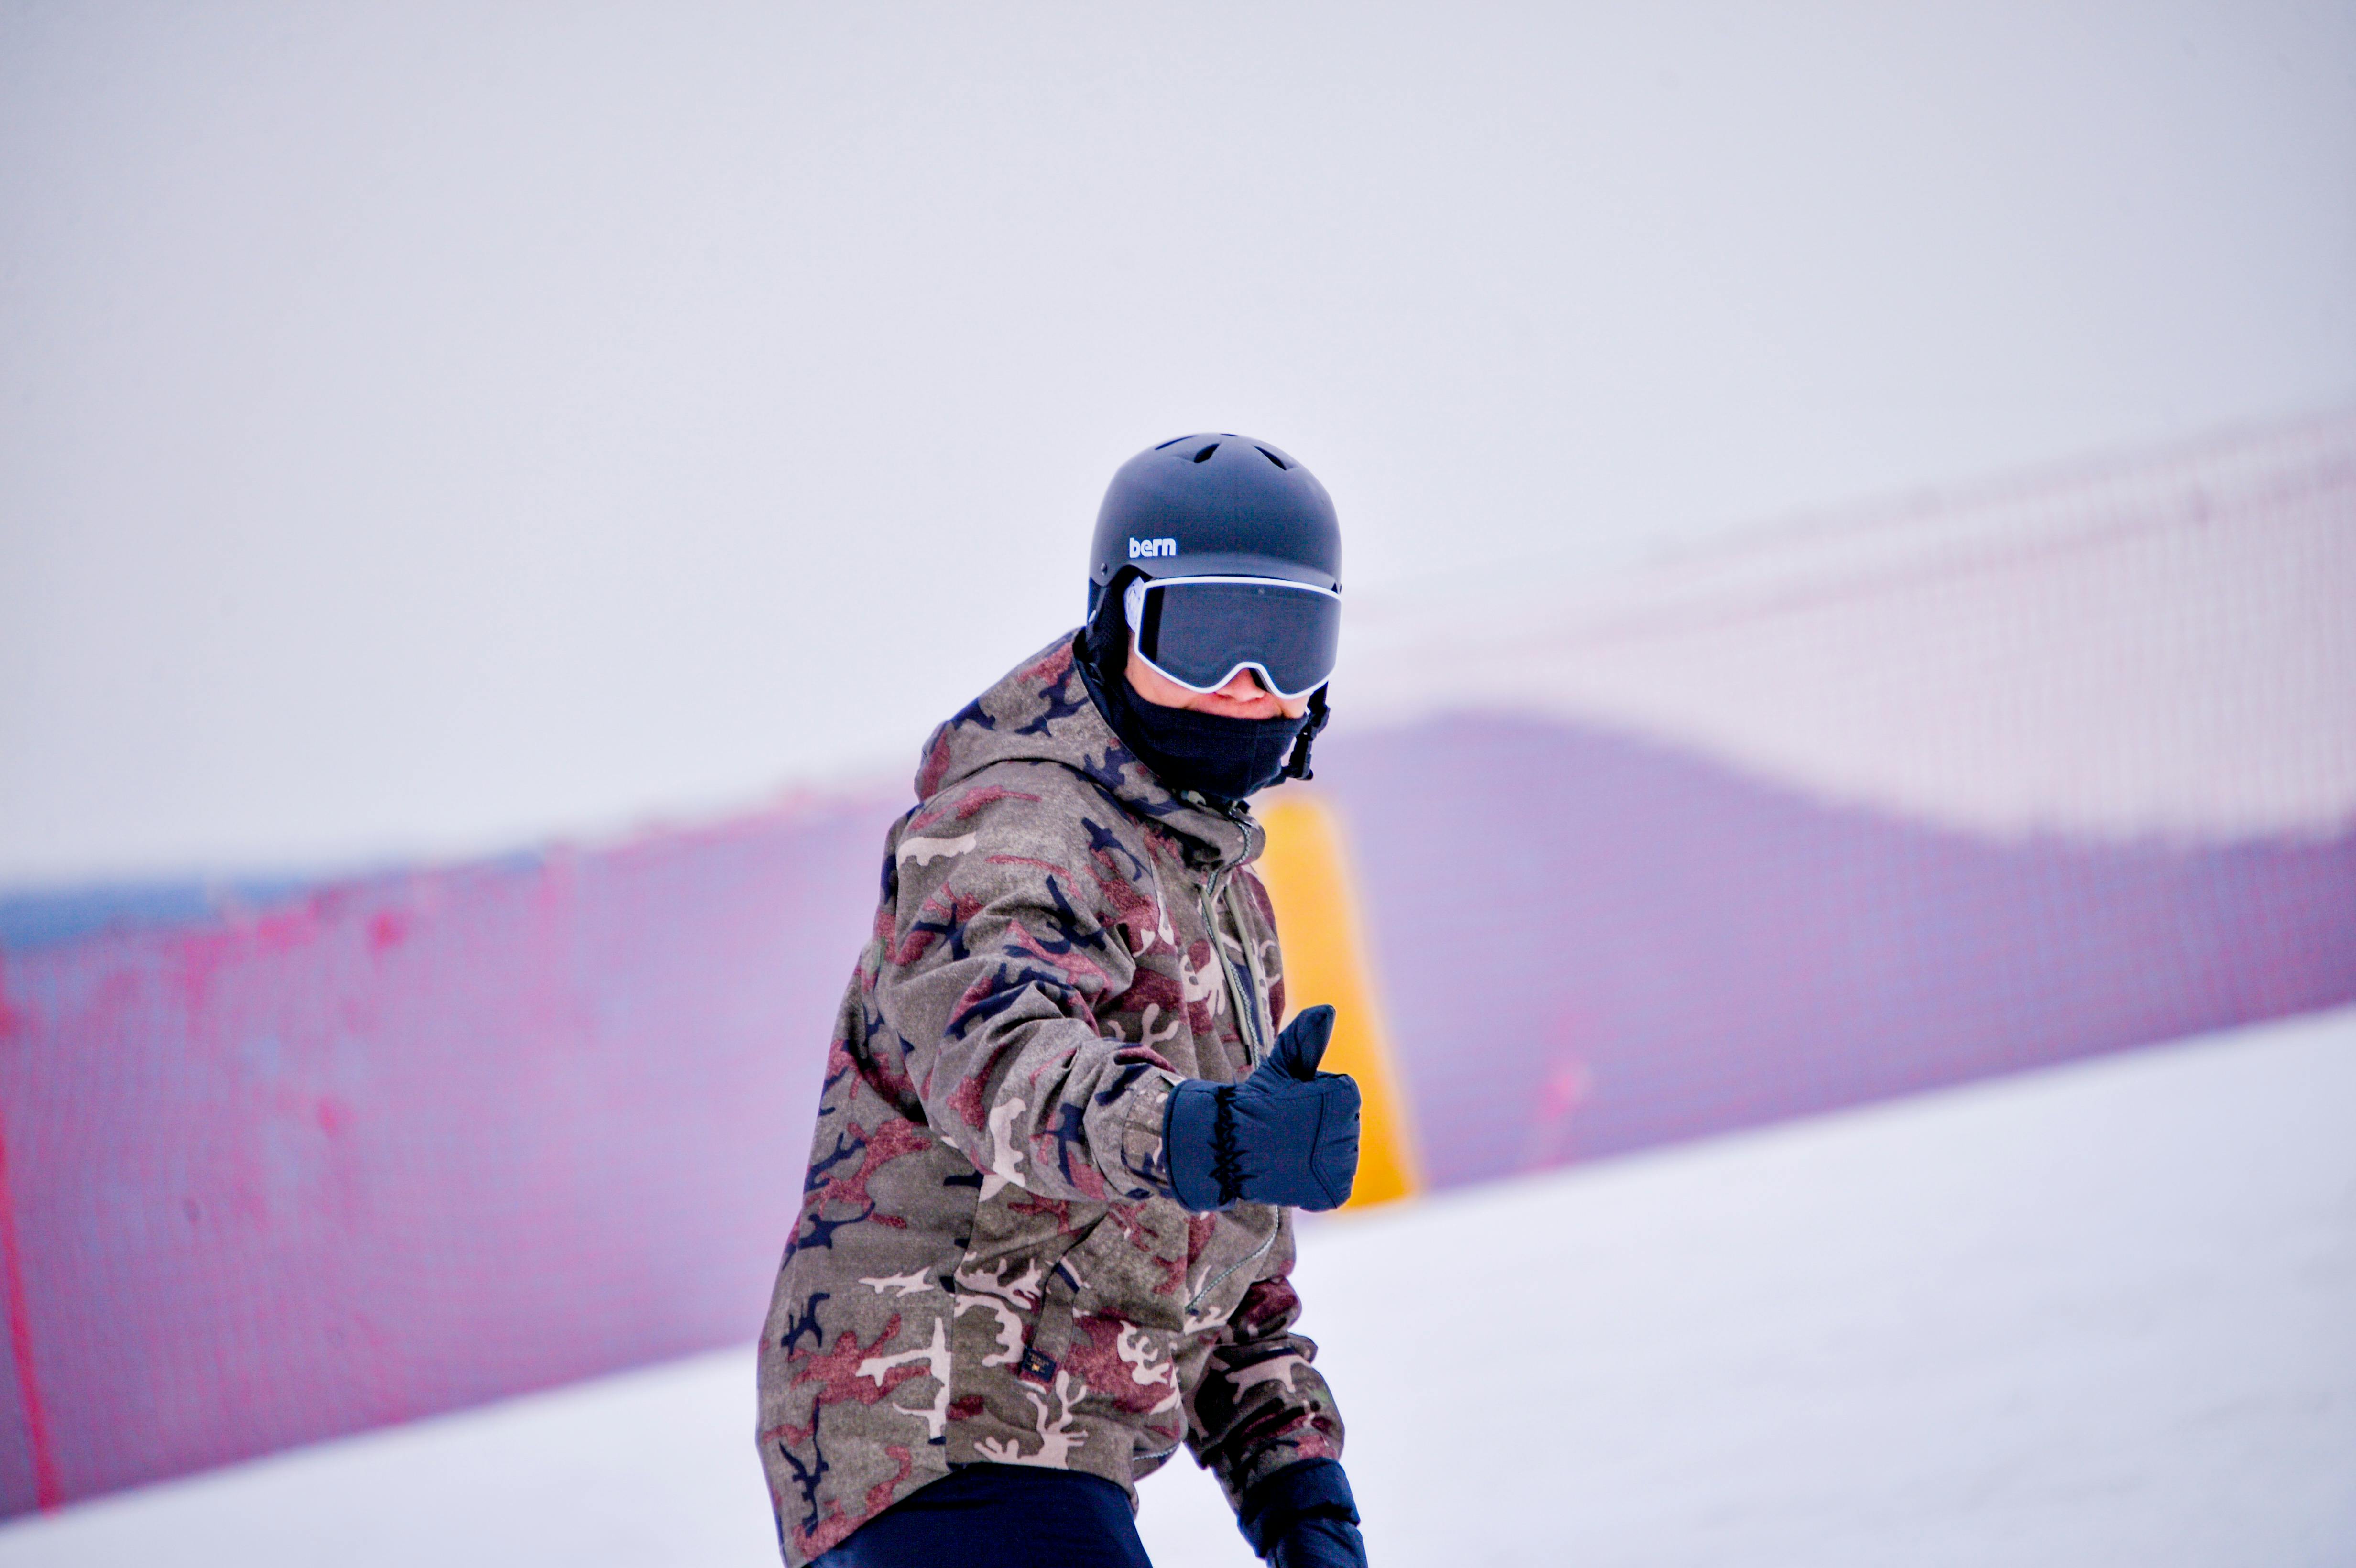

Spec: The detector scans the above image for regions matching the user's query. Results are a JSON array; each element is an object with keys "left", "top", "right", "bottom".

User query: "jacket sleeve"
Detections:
[
  {"left": 1185, "top": 1216, "right": 1348, "bottom": 1511},
  {"left": 872, "top": 787, "right": 1183, "bottom": 1205}
]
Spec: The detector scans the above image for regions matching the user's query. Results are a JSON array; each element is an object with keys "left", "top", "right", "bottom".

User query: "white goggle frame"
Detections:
[{"left": 1123, "top": 575, "right": 1340, "bottom": 703}]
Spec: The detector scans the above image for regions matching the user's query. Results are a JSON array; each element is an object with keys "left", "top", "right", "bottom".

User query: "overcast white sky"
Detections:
[{"left": 3, "top": 1, "right": 2352, "bottom": 886}]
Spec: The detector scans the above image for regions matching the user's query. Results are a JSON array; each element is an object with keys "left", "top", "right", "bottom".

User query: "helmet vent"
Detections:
[
  {"left": 1154, "top": 436, "right": 1189, "bottom": 450},
  {"left": 1192, "top": 443, "right": 1220, "bottom": 463},
  {"left": 1255, "top": 446, "right": 1289, "bottom": 469}
]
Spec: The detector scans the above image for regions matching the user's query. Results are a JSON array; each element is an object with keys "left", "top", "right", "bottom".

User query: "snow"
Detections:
[{"left": 6, "top": 1004, "right": 2350, "bottom": 1567}]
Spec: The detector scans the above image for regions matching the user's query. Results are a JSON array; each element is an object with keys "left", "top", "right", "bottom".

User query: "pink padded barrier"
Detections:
[{"left": 0, "top": 802, "right": 894, "bottom": 1513}]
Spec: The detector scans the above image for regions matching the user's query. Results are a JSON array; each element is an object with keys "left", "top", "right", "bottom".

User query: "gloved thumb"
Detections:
[{"left": 1270, "top": 1004, "right": 1337, "bottom": 1081}]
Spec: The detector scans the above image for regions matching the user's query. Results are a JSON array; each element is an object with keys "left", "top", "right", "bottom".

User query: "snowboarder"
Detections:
[{"left": 757, "top": 434, "right": 1370, "bottom": 1568}]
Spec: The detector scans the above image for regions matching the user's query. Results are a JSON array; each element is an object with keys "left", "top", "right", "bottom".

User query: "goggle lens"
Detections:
[{"left": 1125, "top": 577, "right": 1340, "bottom": 701}]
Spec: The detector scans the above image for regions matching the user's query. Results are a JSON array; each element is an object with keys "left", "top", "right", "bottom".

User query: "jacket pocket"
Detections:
[
  {"left": 1067, "top": 1199, "right": 1194, "bottom": 1331},
  {"left": 1182, "top": 1203, "right": 1282, "bottom": 1327},
  {"left": 989, "top": 1198, "right": 1188, "bottom": 1389}
]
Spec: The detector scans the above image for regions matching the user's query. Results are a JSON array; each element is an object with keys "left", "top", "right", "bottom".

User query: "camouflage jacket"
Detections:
[{"left": 756, "top": 632, "right": 1345, "bottom": 1565}]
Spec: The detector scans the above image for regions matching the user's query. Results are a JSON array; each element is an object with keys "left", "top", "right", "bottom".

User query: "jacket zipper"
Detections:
[
  {"left": 1225, "top": 875, "right": 1272, "bottom": 1054},
  {"left": 1182, "top": 810, "right": 1281, "bottom": 1317},
  {"left": 1196, "top": 866, "right": 1268, "bottom": 1067},
  {"left": 1198, "top": 803, "right": 1271, "bottom": 1065}
]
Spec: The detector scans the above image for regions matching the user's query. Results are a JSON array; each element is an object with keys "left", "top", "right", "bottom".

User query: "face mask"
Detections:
[{"left": 1102, "top": 674, "right": 1312, "bottom": 806}]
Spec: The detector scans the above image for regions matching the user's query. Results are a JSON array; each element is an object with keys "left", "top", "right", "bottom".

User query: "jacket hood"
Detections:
[{"left": 913, "top": 631, "right": 1263, "bottom": 871}]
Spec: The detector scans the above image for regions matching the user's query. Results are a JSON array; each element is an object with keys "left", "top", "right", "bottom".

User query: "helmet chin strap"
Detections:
[{"left": 1282, "top": 686, "right": 1331, "bottom": 782}]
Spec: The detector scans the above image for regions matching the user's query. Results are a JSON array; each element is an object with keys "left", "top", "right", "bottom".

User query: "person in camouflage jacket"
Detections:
[{"left": 757, "top": 626, "right": 1353, "bottom": 1564}]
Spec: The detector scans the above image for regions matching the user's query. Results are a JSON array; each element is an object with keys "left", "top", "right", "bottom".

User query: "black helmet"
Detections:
[
  {"left": 1088, "top": 434, "right": 1342, "bottom": 611},
  {"left": 1079, "top": 433, "right": 1341, "bottom": 790}
]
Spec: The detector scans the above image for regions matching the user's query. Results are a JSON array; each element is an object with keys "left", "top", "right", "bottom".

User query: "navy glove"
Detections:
[
  {"left": 1240, "top": 1459, "right": 1366, "bottom": 1568},
  {"left": 1165, "top": 1004, "right": 1360, "bottom": 1212},
  {"left": 1269, "top": 1518, "right": 1368, "bottom": 1568}
]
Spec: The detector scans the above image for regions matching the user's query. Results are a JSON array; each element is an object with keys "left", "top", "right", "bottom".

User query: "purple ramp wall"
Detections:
[{"left": 1315, "top": 715, "right": 2356, "bottom": 1190}]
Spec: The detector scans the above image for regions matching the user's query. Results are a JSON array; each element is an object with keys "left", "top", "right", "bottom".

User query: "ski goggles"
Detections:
[{"left": 1123, "top": 575, "right": 1341, "bottom": 701}]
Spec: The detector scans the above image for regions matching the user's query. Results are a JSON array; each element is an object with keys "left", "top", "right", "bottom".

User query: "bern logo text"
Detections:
[{"left": 1128, "top": 537, "right": 1179, "bottom": 560}]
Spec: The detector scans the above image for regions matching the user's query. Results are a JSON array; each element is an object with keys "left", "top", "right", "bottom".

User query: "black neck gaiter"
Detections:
[{"left": 1076, "top": 613, "right": 1317, "bottom": 810}]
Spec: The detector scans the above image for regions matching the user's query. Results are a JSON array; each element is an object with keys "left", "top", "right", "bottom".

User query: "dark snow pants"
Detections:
[{"left": 810, "top": 1464, "right": 1155, "bottom": 1568}]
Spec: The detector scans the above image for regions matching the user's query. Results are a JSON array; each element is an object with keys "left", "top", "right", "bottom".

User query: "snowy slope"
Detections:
[{"left": 7, "top": 1003, "right": 2348, "bottom": 1567}]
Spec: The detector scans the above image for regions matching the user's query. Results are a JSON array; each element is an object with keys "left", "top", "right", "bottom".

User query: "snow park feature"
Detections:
[{"left": 1, "top": 415, "right": 2351, "bottom": 1561}]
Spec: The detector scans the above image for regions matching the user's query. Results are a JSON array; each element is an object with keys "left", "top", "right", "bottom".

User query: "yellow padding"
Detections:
[{"left": 1253, "top": 795, "right": 1422, "bottom": 1209}]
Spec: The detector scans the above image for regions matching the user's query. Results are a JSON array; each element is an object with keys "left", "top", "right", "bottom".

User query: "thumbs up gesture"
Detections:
[{"left": 1165, "top": 1005, "right": 1363, "bottom": 1213}]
